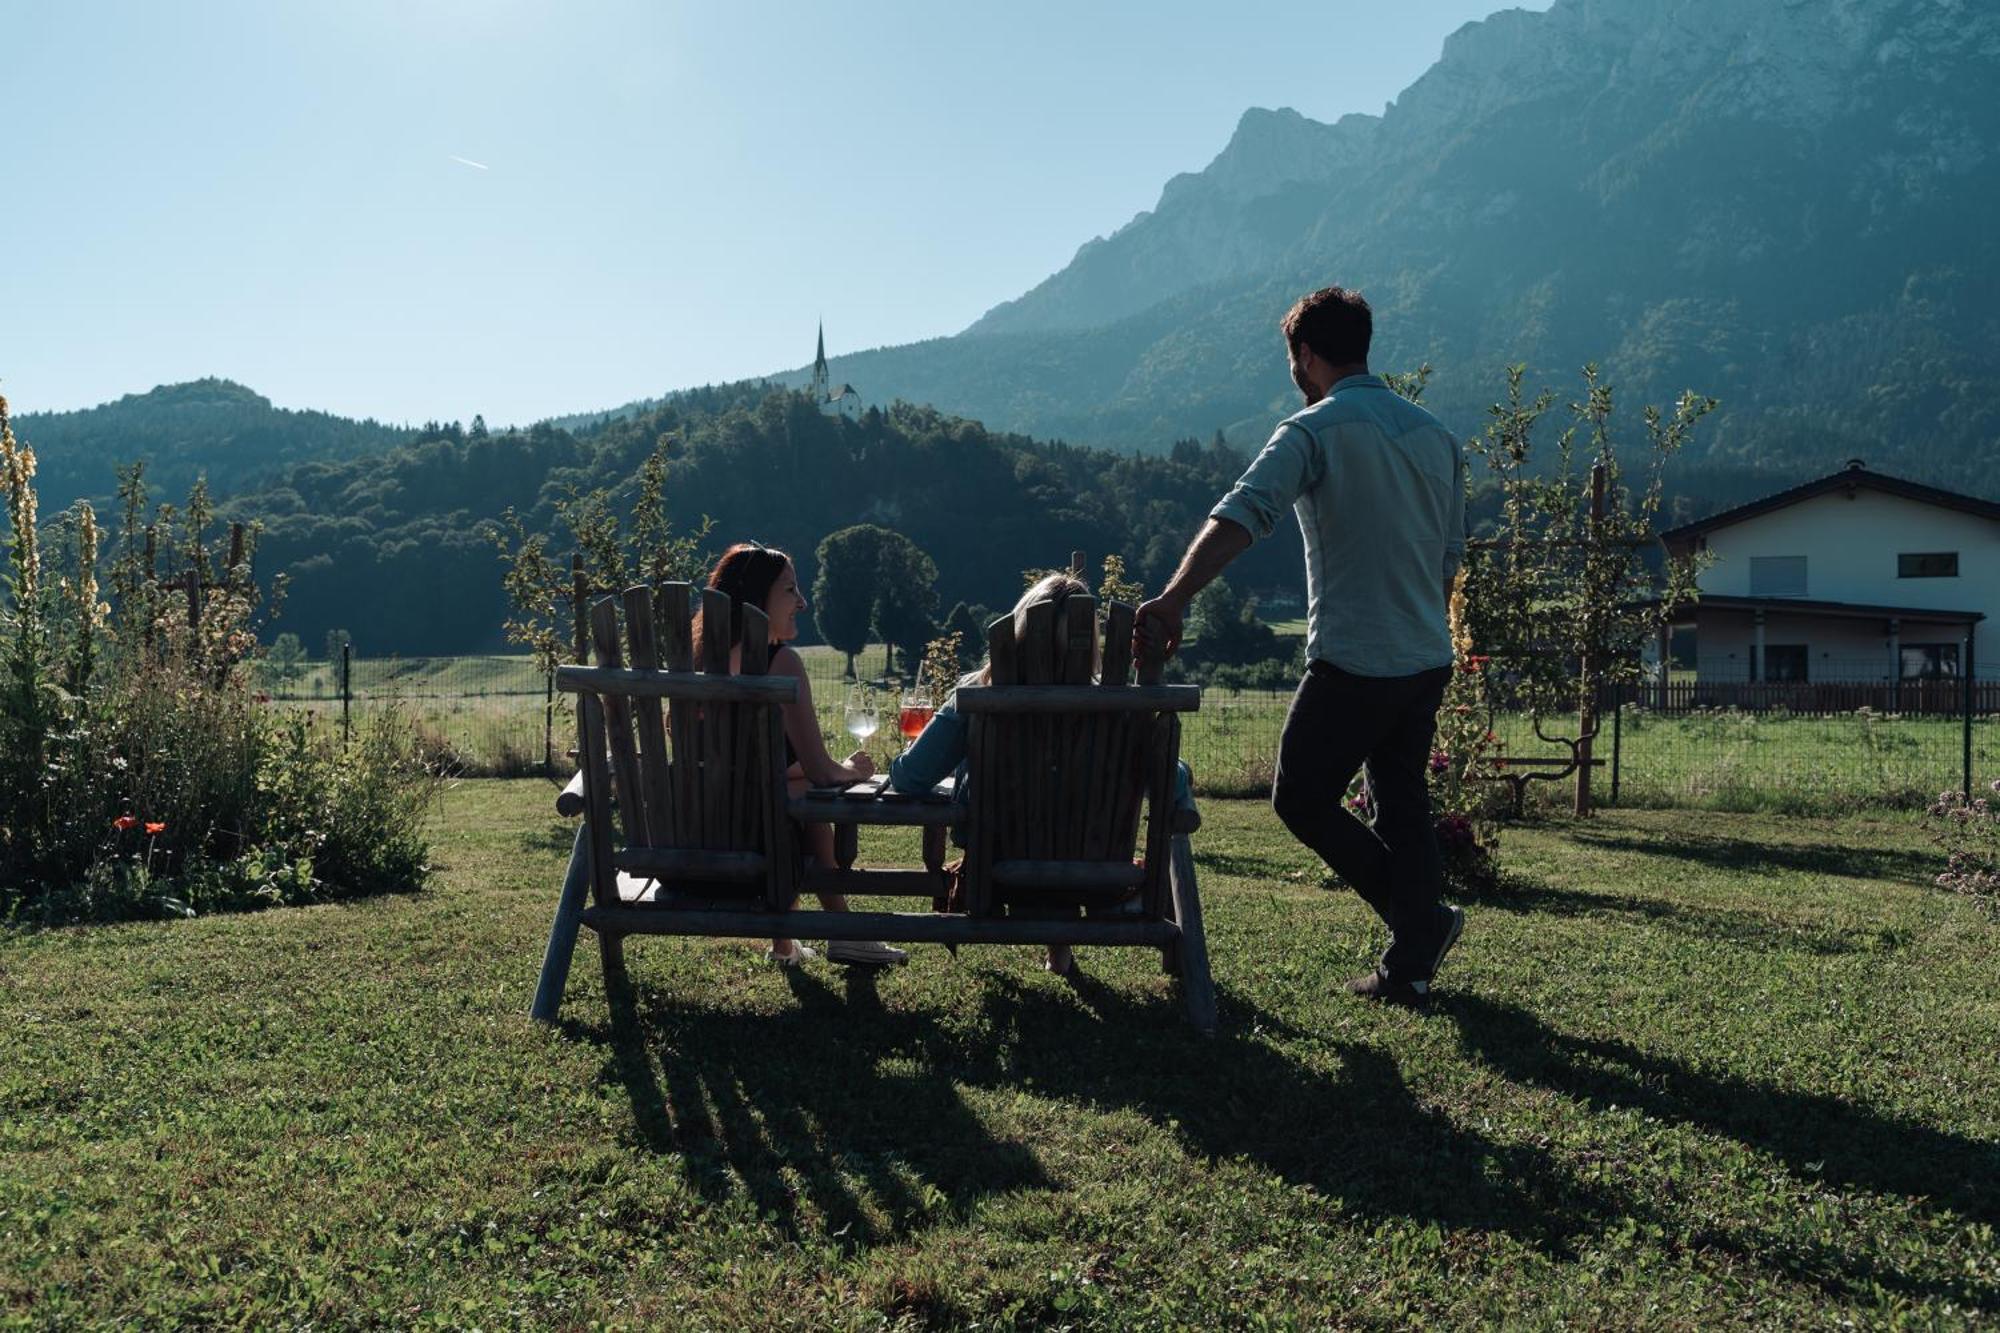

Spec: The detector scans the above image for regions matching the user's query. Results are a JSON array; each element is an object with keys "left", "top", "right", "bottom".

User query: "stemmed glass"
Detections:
[{"left": 843, "top": 684, "right": 880, "bottom": 748}]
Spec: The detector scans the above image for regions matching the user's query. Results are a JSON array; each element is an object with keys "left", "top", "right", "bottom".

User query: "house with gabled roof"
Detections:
[{"left": 1655, "top": 460, "right": 1997, "bottom": 688}]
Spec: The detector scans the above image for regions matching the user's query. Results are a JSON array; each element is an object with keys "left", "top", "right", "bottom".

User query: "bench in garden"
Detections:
[{"left": 529, "top": 583, "right": 1215, "bottom": 1033}]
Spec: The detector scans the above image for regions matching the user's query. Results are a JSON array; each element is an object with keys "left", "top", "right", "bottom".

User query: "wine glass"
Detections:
[
  {"left": 899, "top": 667, "right": 935, "bottom": 742},
  {"left": 843, "top": 684, "right": 879, "bottom": 745}
]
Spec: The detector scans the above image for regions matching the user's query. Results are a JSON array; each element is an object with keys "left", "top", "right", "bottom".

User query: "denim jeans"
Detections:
[{"left": 1272, "top": 660, "right": 1453, "bottom": 981}]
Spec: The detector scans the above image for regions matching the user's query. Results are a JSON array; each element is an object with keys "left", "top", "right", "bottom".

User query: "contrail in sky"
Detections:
[{"left": 450, "top": 155, "right": 490, "bottom": 171}]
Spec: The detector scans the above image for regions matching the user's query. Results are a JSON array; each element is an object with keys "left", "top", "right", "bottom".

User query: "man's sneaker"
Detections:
[
  {"left": 826, "top": 939, "right": 909, "bottom": 967},
  {"left": 1429, "top": 904, "right": 1466, "bottom": 980},
  {"left": 1345, "top": 966, "right": 1431, "bottom": 1009}
]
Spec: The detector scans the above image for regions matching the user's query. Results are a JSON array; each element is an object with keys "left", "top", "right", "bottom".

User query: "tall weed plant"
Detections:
[{"left": 0, "top": 393, "right": 441, "bottom": 925}]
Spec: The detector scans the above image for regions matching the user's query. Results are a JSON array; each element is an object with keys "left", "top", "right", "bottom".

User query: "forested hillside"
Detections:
[
  {"left": 18, "top": 379, "right": 415, "bottom": 512},
  {"left": 224, "top": 383, "right": 1302, "bottom": 655}
]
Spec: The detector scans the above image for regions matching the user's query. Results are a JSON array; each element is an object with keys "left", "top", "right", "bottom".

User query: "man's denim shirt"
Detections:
[{"left": 1210, "top": 374, "right": 1464, "bottom": 678}]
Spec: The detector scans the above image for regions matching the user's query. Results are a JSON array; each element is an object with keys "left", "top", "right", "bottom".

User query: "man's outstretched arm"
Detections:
[{"left": 1134, "top": 517, "right": 1253, "bottom": 660}]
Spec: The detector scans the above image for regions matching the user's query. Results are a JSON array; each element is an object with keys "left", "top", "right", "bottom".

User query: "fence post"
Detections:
[
  {"left": 544, "top": 665, "right": 555, "bottom": 774},
  {"left": 1610, "top": 682, "right": 1623, "bottom": 806},
  {"left": 1575, "top": 461, "right": 1606, "bottom": 817},
  {"left": 341, "top": 641, "right": 353, "bottom": 746},
  {"left": 1965, "top": 632, "right": 1976, "bottom": 798}
]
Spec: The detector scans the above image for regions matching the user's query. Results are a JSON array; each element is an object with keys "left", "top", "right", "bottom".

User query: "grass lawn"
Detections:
[{"left": 4, "top": 785, "right": 1997, "bottom": 1327}]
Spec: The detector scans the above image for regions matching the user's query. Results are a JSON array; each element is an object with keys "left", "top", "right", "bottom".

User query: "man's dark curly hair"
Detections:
[{"left": 1280, "top": 286, "right": 1372, "bottom": 366}]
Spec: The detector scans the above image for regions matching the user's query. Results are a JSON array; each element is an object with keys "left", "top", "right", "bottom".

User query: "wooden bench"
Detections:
[
  {"left": 1471, "top": 753, "right": 1605, "bottom": 817},
  {"left": 530, "top": 583, "right": 1216, "bottom": 1033}
]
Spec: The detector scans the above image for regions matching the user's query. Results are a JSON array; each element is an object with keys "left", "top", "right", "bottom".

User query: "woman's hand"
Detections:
[{"left": 844, "top": 750, "right": 877, "bottom": 780}]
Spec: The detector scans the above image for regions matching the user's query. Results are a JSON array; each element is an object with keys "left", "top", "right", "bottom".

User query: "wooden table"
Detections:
[{"left": 789, "top": 775, "right": 958, "bottom": 898}]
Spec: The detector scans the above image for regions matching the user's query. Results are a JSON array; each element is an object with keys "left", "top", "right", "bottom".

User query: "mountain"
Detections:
[
  {"left": 805, "top": 0, "right": 2000, "bottom": 498},
  {"left": 15, "top": 379, "right": 416, "bottom": 513}
]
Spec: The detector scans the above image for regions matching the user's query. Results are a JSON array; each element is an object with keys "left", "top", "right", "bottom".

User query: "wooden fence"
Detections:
[{"left": 1632, "top": 678, "right": 2000, "bottom": 718}]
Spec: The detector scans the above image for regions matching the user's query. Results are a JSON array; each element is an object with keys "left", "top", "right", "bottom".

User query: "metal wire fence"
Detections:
[{"left": 258, "top": 651, "right": 2000, "bottom": 813}]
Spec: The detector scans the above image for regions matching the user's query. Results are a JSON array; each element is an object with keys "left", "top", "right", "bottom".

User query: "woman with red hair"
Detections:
[{"left": 699, "top": 542, "right": 906, "bottom": 967}]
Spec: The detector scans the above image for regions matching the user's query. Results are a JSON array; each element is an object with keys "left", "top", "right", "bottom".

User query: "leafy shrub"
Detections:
[{"left": 1, "top": 393, "right": 441, "bottom": 926}]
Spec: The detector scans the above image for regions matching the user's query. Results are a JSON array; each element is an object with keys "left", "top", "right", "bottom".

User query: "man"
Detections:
[{"left": 1135, "top": 285, "right": 1466, "bottom": 1007}]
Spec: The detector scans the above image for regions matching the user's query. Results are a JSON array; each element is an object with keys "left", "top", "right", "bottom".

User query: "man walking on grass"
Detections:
[{"left": 1135, "top": 285, "right": 1467, "bottom": 1007}]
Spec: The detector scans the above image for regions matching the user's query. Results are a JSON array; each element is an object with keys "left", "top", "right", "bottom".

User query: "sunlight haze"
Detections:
[{"left": 2, "top": 0, "right": 1549, "bottom": 425}]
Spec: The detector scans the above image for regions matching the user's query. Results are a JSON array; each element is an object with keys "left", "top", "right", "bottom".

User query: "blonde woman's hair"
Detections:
[{"left": 978, "top": 572, "right": 1093, "bottom": 684}]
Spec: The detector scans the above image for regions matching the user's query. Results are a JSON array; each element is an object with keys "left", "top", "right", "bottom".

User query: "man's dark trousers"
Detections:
[{"left": 1272, "top": 660, "right": 1454, "bottom": 981}]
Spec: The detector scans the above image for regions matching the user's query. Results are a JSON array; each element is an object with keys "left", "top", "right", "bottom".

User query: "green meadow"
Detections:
[{"left": 4, "top": 783, "right": 1995, "bottom": 1328}]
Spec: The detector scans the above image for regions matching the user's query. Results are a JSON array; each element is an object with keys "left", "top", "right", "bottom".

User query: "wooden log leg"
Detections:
[
  {"left": 921, "top": 824, "right": 946, "bottom": 874},
  {"left": 1169, "top": 834, "right": 1216, "bottom": 1035},
  {"left": 530, "top": 822, "right": 594, "bottom": 1023},
  {"left": 599, "top": 930, "right": 629, "bottom": 994}
]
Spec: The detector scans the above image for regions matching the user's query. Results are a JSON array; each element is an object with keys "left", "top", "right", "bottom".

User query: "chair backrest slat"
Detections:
[
  {"left": 737, "top": 605, "right": 771, "bottom": 851},
  {"left": 590, "top": 596, "right": 650, "bottom": 849},
  {"left": 1059, "top": 595, "right": 1096, "bottom": 685},
  {"left": 698, "top": 588, "right": 733, "bottom": 850},
  {"left": 655, "top": 583, "right": 696, "bottom": 841},
  {"left": 623, "top": 585, "right": 675, "bottom": 846},
  {"left": 1100, "top": 601, "right": 1134, "bottom": 687}
]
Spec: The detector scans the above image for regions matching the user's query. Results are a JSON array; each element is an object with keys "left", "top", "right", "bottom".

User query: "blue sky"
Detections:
[{"left": 1, "top": 1, "right": 1546, "bottom": 425}]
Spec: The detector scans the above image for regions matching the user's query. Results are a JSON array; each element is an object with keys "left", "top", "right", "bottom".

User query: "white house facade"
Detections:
[{"left": 1658, "top": 463, "right": 1998, "bottom": 687}]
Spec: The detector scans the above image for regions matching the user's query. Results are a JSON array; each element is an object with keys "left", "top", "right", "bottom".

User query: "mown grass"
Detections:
[{"left": 4, "top": 783, "right": 1997, "bottom": 1327}]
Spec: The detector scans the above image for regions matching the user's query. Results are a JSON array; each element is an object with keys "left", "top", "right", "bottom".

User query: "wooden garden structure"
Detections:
[{"left": 530, "top": 582, "right": 1215, "bottom": 1032}]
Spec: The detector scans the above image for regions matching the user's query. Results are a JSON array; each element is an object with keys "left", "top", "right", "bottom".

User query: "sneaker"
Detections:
[
  {"left": 766, "top": 942, "right": 818, "bottom": 967},
  {"left": 1345, "top": 966, "right": 1431, "bottom": 1009},
  {"left": 1429, "top": 904, "right": 1466, "bottom": 980},
  {"left": 826, "top": 939, "right": 909, "bottom": 967}
]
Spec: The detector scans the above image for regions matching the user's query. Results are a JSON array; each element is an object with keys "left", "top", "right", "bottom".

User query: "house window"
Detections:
[
  {"left": 1749, "top": 556, "right": 1807, "bottom": 596},
  {"left": 1898, "top": 552, "right": 1959, "bottom": 578},
  {"left": 1763, "top": 645, "right": 1808, "bottom": 683},
  {"left": 1900, "top": 644, "right": 1960, "bottom": 680}
]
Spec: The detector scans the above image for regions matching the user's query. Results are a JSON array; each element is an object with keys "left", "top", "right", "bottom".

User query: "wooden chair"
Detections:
[
  {"left": 530, "top": 583, "right": 1215, "bottom": 1034},
  {"left": 957, "top": 595, "right": 1214, "bottom": 1031}
]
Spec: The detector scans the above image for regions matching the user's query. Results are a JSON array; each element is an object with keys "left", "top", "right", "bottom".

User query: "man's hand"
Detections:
[
  {"left": 844, "top": 750, "right": 877, "bottom": 780},
  {"left": 1134, "top": 594, "right": 1187, "bottom": 662}
]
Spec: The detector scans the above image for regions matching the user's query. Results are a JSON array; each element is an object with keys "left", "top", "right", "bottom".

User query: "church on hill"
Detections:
[{"left": 809, "top": 323, "right": 862, "bottom": 418}]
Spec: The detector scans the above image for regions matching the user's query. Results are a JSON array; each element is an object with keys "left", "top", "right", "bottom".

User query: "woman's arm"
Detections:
[{"left": 771, "top": 646, "right": 873, "bottom": 786}]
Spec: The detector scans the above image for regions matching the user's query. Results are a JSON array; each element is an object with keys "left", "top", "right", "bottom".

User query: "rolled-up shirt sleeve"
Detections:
[
  {"left": 1209, "top": 422, "right": 1317, "bottom": 540},
  {"left": 1442, "top": 434, "right": 1467, "bottom": 580}
]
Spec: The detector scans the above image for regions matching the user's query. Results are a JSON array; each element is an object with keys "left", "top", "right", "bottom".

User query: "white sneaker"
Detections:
[
  {"left": 826, "top": 939, "right": 909, "bottom": 967},
  {"left": 766, "top": 942, "right": 818, "bottom": 967}
]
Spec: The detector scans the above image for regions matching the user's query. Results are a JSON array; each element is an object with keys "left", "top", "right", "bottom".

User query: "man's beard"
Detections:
[{"left": 1292, "top": 365, "right": 1323, "bottom": 405}]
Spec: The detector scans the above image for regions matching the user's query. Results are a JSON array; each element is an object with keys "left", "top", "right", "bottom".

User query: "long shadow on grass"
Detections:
[
  {"left": 571, "top": 965, "right": 1052, "bottom": 1247},
  {"left": 1459, "top": 875, "right": 1896, "bottom": 958},
  {"left": 575, "top": 962, "right": 1615, "bottom": 1255},
  {"left": 1444, "top": 994, "right": 2000, "bottom": 1308},
  {"left": 1566, "top": 829, "right": 1937, "bottom": 887}
]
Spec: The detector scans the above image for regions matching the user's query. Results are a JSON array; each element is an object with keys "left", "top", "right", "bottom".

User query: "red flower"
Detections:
[
  {"left": 144, "top": 822, "right": 166, "bottom": 835},
  {"left": 113, "top": 815, "right": 138, "bottom": 831}
]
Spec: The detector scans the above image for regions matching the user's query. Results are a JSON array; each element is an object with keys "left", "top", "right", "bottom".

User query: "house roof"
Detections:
[
  {"left": 1660, "top": 461, "right": 2000, "bottom": 551},
  {"left": 1635, "top": 593, "right": 1985, "bottom": 625}
]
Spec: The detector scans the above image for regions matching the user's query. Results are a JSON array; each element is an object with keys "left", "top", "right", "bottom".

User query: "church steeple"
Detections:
[{"left": 810, "top": 321, "right": 830, "bottom": 402}]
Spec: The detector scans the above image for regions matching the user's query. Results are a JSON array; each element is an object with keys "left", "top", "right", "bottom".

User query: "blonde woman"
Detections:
[{"left": 888, "top": 572, "right": 1193, "bottom": 979}]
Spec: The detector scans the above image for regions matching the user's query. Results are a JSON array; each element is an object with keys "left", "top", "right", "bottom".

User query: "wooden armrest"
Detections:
[
  {"left": 991, "top": 859, "right": 1147, "bottom": 890},
  {"left": 555, "top": 770, "right": 587, "bottom": 817},
  {"left": 614, "top": 848, "right": 767, "bottom": 882}
]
